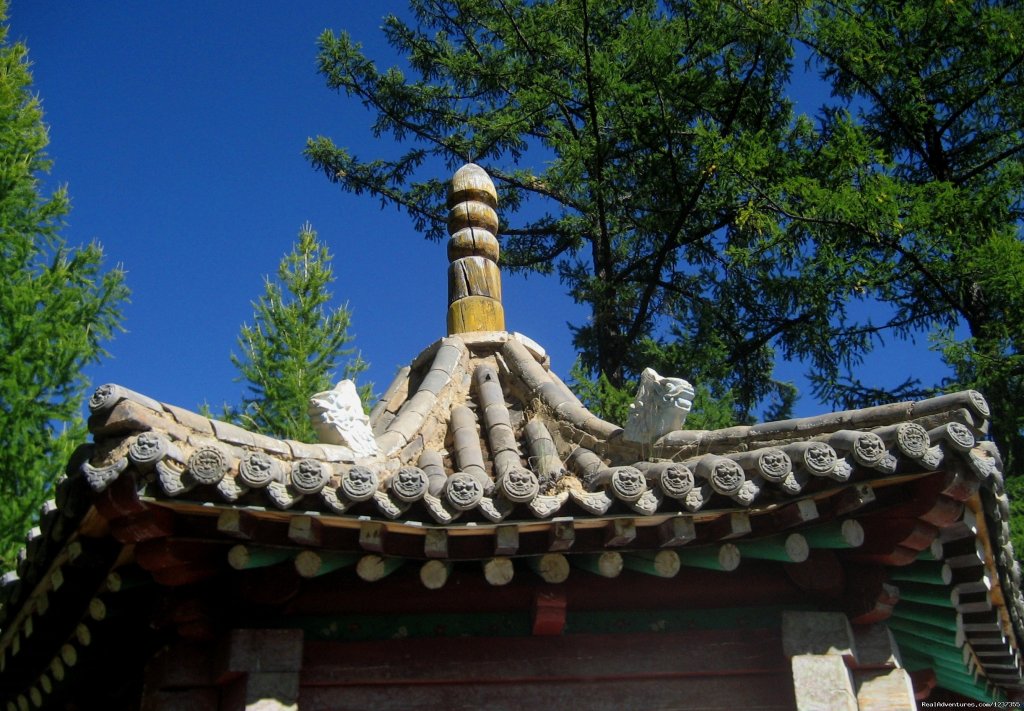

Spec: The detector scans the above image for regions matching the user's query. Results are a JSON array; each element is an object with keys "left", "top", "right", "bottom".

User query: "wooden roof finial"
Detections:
[{"left": 446, "top": 163, "right": 505, "bottom": 334}]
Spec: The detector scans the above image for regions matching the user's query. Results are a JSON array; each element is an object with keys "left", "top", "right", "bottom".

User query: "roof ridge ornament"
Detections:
[
  {"left": 308, "top": 380, "right": 380, "bottom": 458},
  {"left": 623, "top": 367, "right": 696, "bottom": 446},
  {"left": 446, "top": 163, "right": 505, "bottom": 334}
]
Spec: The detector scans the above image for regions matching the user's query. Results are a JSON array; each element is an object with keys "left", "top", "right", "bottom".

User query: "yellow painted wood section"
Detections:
[
  {"left": 447, "top": 227, "right": 499, "bottom": 261},
  {"left": 447, "top": 200, "right": 499, "bottom": 235},
  {"left": 448, "top": 296, "right": 505, "bottom": 334},
  {"left": 447, "top": 164, "right": 498, "bottom": 208},
  {"left": 448, "top": 257, "right": 502, "bottom": 301}
]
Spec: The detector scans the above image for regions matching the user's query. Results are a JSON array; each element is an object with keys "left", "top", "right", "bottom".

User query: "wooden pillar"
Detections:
[{"left": 218, "top": 629, "right": 304, "bottom": 711}]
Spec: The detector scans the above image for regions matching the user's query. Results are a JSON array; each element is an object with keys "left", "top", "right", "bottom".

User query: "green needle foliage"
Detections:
[
  {"left": 764, "top": 0, "right": 1024, "bottom": 468},
  {"left": 0, "top": 5, "right": 128, "bottom": 568},
  {"left": 306, "top": 0, "right": 806, "bottom": 424},
  {"left": 306, "top": 0, "right": 1024, "bottom": 462},
  {"left": 230, "top": 223, "right": 370, "bottom": 442}
]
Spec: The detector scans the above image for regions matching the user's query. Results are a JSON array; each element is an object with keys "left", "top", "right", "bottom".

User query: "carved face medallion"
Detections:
[
  {"left": 610, "top": 467, "right": 646, "bottom": 501},
  {"left": 968, "top": 390, "right": 990, "bottom": 417},
  {"left": 290, "top": 459, "right": 328, "bottom": 495},
  {"left": 895, "top": 423, "right": 929, "bottom": 458},
  {"left": 188, "top": 445, "right": 228, "bottom": 485},
  {"left": 757, "top": 449, "right": 791, "bottom": 482},
  {"left": 239, "top": 452, "right": 278, "bottom": 488},
  {"left": 946, "top": 422, "right": 975, "bottom": 450},
  {"left": 658, "top": 464, "right": 694, "bottom": 499},
  {"left": 446, "top": 472, "right": 484, "bottom": 510},
  {"left": 500, "top": 467, "right": 539, "bottom": 502},
  {"left": 129, "top": 431, "right": 167, "bottom": 465},
  {"left": 803, "top": 443, "right": 837, "bottom": 475},
  {"left": 392, "top": 466, "right": 428, "bottom": 502},
  {"left": 853, "top": 433, "right": 886, "bottom": 465},
  {"left": 709, "top": 460, "right": 744, "bottom": 495},
  {"left": 89, "top": 383, "right": 116, "bottom": 411},
  {"left": 342, "top": 465, "right": 378, "bottom": 501}
]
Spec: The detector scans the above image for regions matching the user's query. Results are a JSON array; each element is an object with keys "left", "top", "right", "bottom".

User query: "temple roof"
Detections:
[
  {"left": 28, "top": 333, "right": 1022, "bottom": 700},
  {"left": 80, "top": 336, "right": 1001, "bottom": 528},
  {"left": 1, "top": 164, "right": 1022, "bottom": 706}
]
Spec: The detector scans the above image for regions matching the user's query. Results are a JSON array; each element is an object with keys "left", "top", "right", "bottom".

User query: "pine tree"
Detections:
[
  {"left": 0, "top": 5, "right": 128, "bottom": 567},
  {"left": 231, "top": 223, "right": 369, "bottom": 441},
  {"left": 758, "top": 0, "right": 1024, "bottom": 466},
  {"left": 306, "top": 0, "right": 806, "bottom": 423},
  {"left": 308, "top": 0, "right": 1023, "bottom": 440}
]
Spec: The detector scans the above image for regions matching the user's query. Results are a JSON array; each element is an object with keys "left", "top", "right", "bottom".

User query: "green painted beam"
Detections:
[
  {"left": 676, "top": 544, "right": 740, "bottom": 572},
  {"left": 901, "top": 650, "right": 970, "bottom": 678},
  {"left": 294, "top": 551, "right": 359, "bottom": 578},
  {"left": 887, "top": 618, "right": 960, "bottom": 647},
  {"left": 103, "top": 569, "right": 151, "bottom": 593},
  {"left": 356, "top": 555, "right": 404, "bottom": 582},
  {"left": 737, "top": 534, "right": 808, "bottom": 563},
  {"left": 914, "top": 539, "right": 945, "bottom": 562},
  {"left": 571, "top": 552, "right": 623, "bottom": 578},
  {"left": 931, "top": 668, "right": 995, "bottom": 703},
  {"left": 905, "top": 655, "right": 999, "bottom": 704},
  {"left": 900, "top": 651, "right": 997, "bottom": 703},
  {"left": 888, "top": 561, "right": 952, "bottom": 586},
  {"left": 891, "top": 601, "right": 956, "bottom": 629},
  {"left": 802, "top": 520, "right": 863, "bottom": 549},
  {"left": 896, "top": 636, "right": 970, "bottom": 668},
  {"left": 227, "top": 544, "right": 295, "bottom": 570},
  {"left": 623, "top": 551, "right": 680, "bottom": 578},
  {"left": 894, "top": 582, "right": 954, "bottom": 608}
]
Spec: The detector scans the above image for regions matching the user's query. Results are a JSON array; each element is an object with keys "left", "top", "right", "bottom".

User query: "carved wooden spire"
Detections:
[{"left": 446, "top": 163, "right": 505, "bottom": 334}]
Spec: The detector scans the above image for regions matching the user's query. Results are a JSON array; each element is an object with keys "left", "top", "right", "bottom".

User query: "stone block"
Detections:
[
  {"left": 855, "top": 668, "right": 917, "bottom": 710},
  {"left": 791, "top": 655, "right": 858, "bottom": 711},
  {"left": 851, "top": 624, "right": 901, "bottom": 669},
  {"left": 782, "top": 611, "right": 857, "bottom": 662},
  {"left": 221, "top": 629, "right": 303, "bottom": 675}
]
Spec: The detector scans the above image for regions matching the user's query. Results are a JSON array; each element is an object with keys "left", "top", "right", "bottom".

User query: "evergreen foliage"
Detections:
[
  {"left": 770, "top": 0, "right": 1024, "bottom": 468},
  {"left": 306, "top": 0, "right": 1023, "bottom": 463},
  {"left": 307, "top": 0, "right": 805, "bottom": 424},
  {"left": 0, "top": 5, "right": 128, "bottom": 567},
  {"left": 230, "top": 224, "right": 369, "bottom": 442}
]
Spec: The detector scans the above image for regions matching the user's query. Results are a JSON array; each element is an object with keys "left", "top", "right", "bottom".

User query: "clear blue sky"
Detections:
[{"left": 9, "top": 2, "right": 953, "bottom": 420}]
